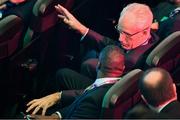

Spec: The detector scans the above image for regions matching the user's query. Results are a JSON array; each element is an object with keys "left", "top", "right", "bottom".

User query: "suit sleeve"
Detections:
[
  {"left": 69, "top": 97, "right": 101, "bottom": 118},
  {"left": 66, "top": 86, "right": 111, "bottom": 118},
  {"left": 81, "top": 29, "right": 117, "bottom": 51},
  {"left": 60, "top": 90, "right": 84, "bottom": 107}
]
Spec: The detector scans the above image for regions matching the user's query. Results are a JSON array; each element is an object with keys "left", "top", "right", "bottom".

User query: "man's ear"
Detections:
[
  {"left": 123, "top": 65, "right": 125, "bottom": 71},
  {"left": 173, "top": 83, "right": 177, "bottom": 97},
  {"left": 151, "top": 22, "right": 159, "bottom": 31}
]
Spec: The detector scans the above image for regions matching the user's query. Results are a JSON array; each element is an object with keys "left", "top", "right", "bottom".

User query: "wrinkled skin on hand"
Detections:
[{"left": 26, "top": 92, "right": 61, "bottom": 115}]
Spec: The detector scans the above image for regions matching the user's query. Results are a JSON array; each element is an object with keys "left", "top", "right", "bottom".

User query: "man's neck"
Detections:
[{"left": 148, "top": 97, "right": 177, "bottom": 113}]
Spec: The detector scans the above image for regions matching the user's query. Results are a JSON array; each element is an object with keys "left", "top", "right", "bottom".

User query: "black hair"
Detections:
[{"left": 98, "top": 45, "right": 125, "bottom": 77}]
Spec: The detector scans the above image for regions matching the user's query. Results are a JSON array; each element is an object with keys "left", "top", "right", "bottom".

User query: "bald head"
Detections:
[
  {"left": 139, "top": 68, "right": 177, "bottom": 107},
  {"left": 143, "top": 71, "right": 163, "bottom": 88}
]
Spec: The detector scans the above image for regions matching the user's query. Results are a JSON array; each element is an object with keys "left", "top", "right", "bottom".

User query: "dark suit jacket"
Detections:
[
  {"left": 158, "top": 14, "right": 180, "bottom": 39},
  {"left": 160, "top": 100, "right": 180, "bottom": 118},
  {"left": 152, "top": 1, "right": 176, "bottom": 23},
  {"left": 126, "top": 101, "right": 180, "bottom": 119},
  {"left": 82, "top": 29, "right": 159, "bottom": 72},
  {"left": 59, "top": 84, "right": 112, "bottom": 119},
  {"left": 60, "top": 30, "right": 159, "bottom": 107}
]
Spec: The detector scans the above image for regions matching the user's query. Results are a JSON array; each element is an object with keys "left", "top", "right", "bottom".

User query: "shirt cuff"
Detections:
[
  {"left": 55, "top": 111, "right": 62, "bottom": 119},
  {"left": 80, "top": 28, "right": 89, "bottom": 41}
]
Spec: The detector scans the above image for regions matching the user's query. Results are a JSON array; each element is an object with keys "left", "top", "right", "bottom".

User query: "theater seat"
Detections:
[
  {"left": 5, "top": 0, "right": 77, "bottom": 99},
  {"left": 0, "top": 15, "right": 24, "bottom": 60},
  {"left": 22, "top": 0, "right": 76, "bottom": 72},
  {"left": 100, "top": 69, "right": 143, "bottom": 119},
  {"left": 146, "top": 31, "right": 180, "bottom": 80},
  {"left": 0, "top": 15, "right": 24, "bottom": 116},
  {"left": 23, "top": 0, "right": 75, "bottom": 47},
  {"left": 146, "top": 31, "right": 180, "bottom": 100}
]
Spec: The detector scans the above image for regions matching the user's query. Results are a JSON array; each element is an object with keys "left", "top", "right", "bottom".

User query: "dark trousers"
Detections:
[
  {"left": 81, "top": 58, "right": 98, "bottom": 80},
  {"left": 56, "top": 68, "right": 95, "bottom": 91}
]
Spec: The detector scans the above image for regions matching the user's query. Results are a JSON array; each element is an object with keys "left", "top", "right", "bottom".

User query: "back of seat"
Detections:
[
  {"left": 146, "top": 31, "right": 180, "bottom": 73},
  {"left": 101, "top": 69, "right": 144, "bottom": 118},
  {"left": 146, "top": 31, "right": 180, "bottom": 99},
  {"left": 0, "top": 15, "right": 24, "bottom": 60}
]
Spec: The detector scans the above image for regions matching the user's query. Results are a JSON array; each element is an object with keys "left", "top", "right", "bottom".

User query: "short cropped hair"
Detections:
[
  {"left": 119, "top": 3, "right": 153, "bottom": 29},
  {"left": 99, "top": 45, "right": 125, "bottom": 77},
  {"left": 139, "top": 68, "right": 176, "bottom": 107}
]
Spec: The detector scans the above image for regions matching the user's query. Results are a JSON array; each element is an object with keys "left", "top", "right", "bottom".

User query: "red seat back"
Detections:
[
  {"left": 101, "top": 69, "right": 143, "bottom": 118},
  {"left": 0, "top": 15, "right": 24, "bottom": 60}
]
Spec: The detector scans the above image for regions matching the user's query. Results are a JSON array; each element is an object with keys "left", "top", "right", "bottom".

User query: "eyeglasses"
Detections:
[{"left": 115, "top": 24, "right": 150, "bottom": 38}]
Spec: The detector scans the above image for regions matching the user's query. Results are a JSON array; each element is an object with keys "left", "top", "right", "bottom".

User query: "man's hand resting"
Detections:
[{"left": 26, "top": 92, "right": 62, "bottom": 115}]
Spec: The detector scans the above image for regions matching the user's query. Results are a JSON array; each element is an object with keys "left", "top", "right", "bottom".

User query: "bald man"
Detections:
[{"left": 138, "top": 68, "right": 180, "bottom": 118}]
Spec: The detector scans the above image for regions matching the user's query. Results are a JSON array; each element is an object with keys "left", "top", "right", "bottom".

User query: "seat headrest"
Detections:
[
  {"left": 146, "top": 31, "right": 180, "bottom": 66},
  {"left": 102, "top": 69, "right": 143, "bottom": 108}
]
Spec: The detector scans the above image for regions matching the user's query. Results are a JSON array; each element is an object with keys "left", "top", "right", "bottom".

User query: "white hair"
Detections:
[{"left": 119, "top": 3, "right": 153, "bottom": 30}]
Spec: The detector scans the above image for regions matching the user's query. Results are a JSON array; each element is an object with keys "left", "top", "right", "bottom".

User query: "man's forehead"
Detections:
[
  {"left": 118, "top": 15, "right": 137, "bottom": 30},
  {"left": 144, "top": 71, "right": 162, "bottom": 87},
  {"left": 119, "top": 12, "right": 135, "bottom": 24}
]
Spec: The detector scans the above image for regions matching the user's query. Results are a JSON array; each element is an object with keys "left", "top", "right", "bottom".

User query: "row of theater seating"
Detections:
[
  {"left": 4, "top": 30, "right": 179, "bottom": 118},
  {"left": 0, "top": 0, "right": 165, "bottom": 61},
  {"left": 0, "top": 0, "right": 76, "bottom": 60},
  {"left": 101, "top": 31, "right": 180, "bottom": 118},
  {"left": 0, "top": 0, "right": 179, "bottom": 118},
  {"left": 0, "top": 0, "right": 77, "bottom": 117}
]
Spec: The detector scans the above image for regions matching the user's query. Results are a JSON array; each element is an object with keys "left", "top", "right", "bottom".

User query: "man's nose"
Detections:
[{"left": 119, "top": 34, "right": 125, "bottom": 42}]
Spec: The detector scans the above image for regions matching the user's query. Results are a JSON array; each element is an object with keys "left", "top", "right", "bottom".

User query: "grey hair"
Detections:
[{"left": 119, "top": 3, "right": 153, "bottom": 29}]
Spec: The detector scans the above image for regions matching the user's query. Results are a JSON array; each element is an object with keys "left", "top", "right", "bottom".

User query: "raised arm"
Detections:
[
  {"left": 54, "top": 4, "right": 116, "bottom": 51},
  {"left": 54, "top": 4, "right": 88, "bottom": 36}
]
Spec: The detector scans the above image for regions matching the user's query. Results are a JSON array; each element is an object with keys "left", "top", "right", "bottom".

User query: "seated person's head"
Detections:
[
  {"left": 97, "top": 45, "right": 125, "bottom": 78},
  {"left": 139, "top": 67, "right": 177, "bottom": 110},
  {"left": 116, "top": 3, "right": 153, "bottom": 50}
]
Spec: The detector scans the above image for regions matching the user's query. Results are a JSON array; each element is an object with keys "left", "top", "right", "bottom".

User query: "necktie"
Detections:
[{"left": 83, "top": 84, "right": 96, "bottom": 93}]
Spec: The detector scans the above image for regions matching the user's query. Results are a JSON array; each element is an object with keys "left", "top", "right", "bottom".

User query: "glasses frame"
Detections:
[{"left": 115, "top": 24, "right": 150, "bottom": 38}]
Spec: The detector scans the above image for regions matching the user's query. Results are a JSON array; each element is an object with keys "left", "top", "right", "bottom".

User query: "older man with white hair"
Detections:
[
  {"left": 26, "top": 3, "right": 159, "bottom": 117},
  {"left": 54, "top": 3, "right": 159, "bottom": 79},
  {"left": 52, "top": 2, "right": 159, "bottom": 92}
]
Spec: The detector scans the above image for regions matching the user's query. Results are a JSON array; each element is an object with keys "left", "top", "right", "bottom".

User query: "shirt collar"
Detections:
[
  {"left": 148, "top": 100, "right": 176, "bottom": 113},
  {"left": 93, "top": 77, "right": 121, "bottom": 88}
]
